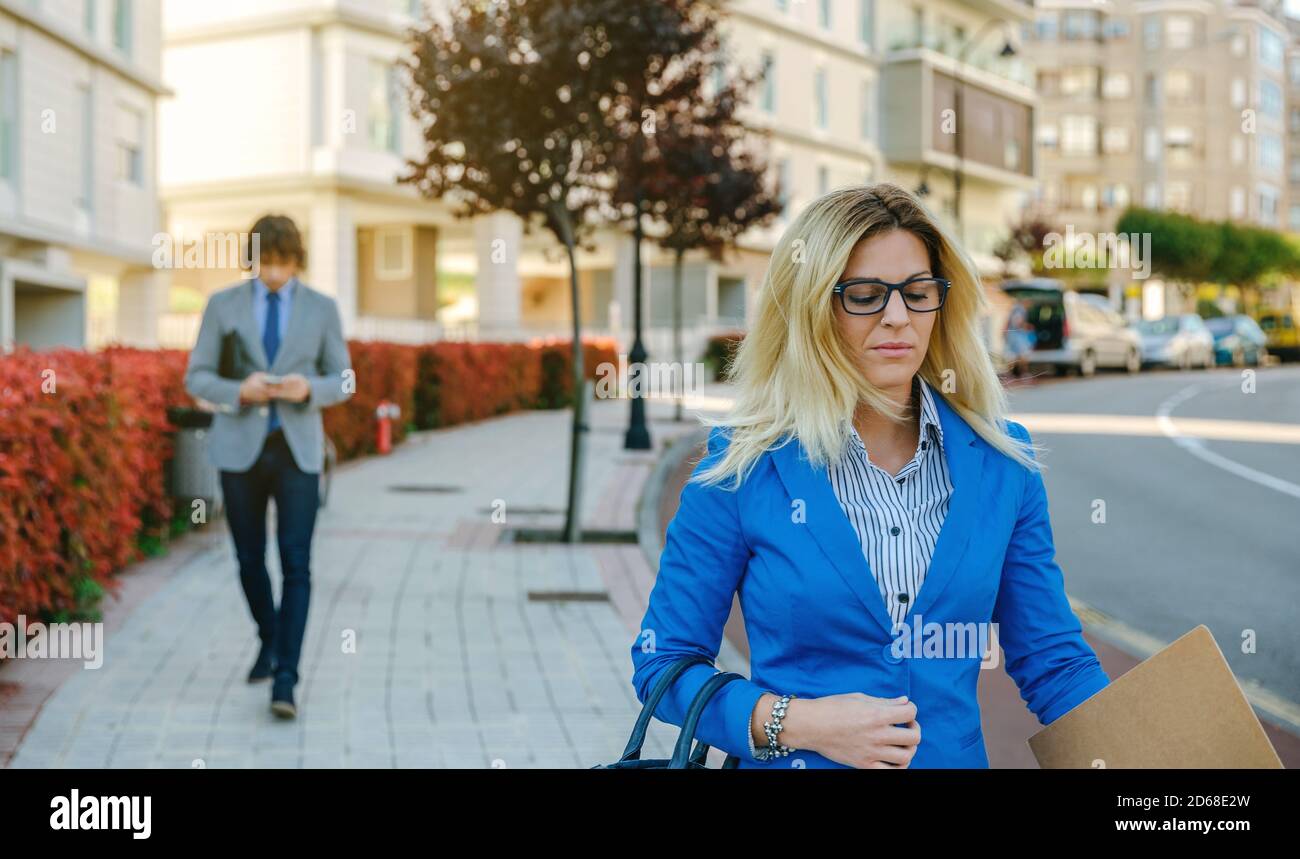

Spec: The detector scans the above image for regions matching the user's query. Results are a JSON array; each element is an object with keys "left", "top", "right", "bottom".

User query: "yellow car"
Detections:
[{"left": 1257, "top": 309, "right": 1299, "bottom": 361}]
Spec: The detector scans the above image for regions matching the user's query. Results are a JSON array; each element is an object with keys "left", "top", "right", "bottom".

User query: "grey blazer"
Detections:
[{"left": 184, "top": 279, "right": 353, "bottom": 474}]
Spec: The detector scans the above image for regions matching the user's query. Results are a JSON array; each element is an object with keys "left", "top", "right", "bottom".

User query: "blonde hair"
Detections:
[{"left": 695, "top": 182, "right": 1040, "bottom": 489}]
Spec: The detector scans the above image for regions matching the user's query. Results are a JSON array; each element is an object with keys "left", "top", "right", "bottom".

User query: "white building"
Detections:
[
  {"left": 0, "top": 0, "right": 166, "bottom": 351},
  {"left": 155, "top": 0, "right": 1037, "bottom": 359}
]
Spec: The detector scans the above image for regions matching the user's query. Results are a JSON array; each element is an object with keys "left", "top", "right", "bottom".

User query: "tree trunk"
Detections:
[{"left": 550, "top": 203, "right": 586, "bottom": 544}]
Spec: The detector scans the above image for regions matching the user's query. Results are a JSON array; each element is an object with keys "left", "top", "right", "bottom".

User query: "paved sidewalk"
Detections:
[{"left": 6, "top": 391, "right": 726, "bottom": 769}]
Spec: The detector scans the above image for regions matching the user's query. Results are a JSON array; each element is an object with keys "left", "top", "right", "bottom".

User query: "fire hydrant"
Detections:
[{"left": 376, "top": 400, "right": 401, "bottom": 455}]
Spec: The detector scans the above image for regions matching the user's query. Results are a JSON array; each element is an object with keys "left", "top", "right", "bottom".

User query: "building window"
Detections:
[
  {"left": 1102, "top": 72, "right": 1130, "bottom": 99},
  {"left": 1289, "top": 204, "right": 1300, "bottom": 231},
  {"left": 817, "top": 165, "right": 829, "bottom": 195},
  {"left": 1144, "top": 182, "right": 1160, "bottom": 208},
  {"left": 1079, "top": 184, "right": 1098, "bottom": 210},
  {"left": 814, "top": 67, "right": 828, "bottom": 129},
  {"left": 1260, "top": 79, "right": 1283, "bottom": 120},
  {"left": 1165, "top": 70, "right": 1196, "bottom": 104},
  {"left": 1165, "top": 180, "right": 1192, "bottom": 211},
  {"left": 1259, "top": 133, "right": 1283, "bottom": 173},
  {"left": 1060, "top": 67, "right": 1098, "bottom": 100},
  {"left": 1165, "top": 126, "right": 1194, "bottom": 167},
  {"left": 1142, "top": 16, "right": 1160, "bottom": 51},
  {"left": 1060, "top": 115, "right": 1097, "bottom": 155},
  {"left": 777, "top": 158, "right": 790, "bottom": 210},
  {"left": 1231, "top": 32, "right": 1247, "bottom": 58},
  {"left": 859, "top": 0, "right": 874, "bottom": 48},
  {"left": 1231, "top": 135, "right": 1246, "bottom": 165},
  {"left": 1165, "top": 15, "right": 1194, "bottom": 51},
  {"left": 113, "top": 0, "right": 132, "bottom": 56},
  {"left": 1144, "top": 126, "right": 1160, "bottom": 162},
  {"left": 368, "top": 60, "right": 399, "bottom": 153},
  {"left": 1258, "top": 186, "right": 1279, "bottom": 226},
  {"left": 1289, "top": 157, "right": 1300, "bottom": 183},
  {"left": 1230, "top": 186, "right": 1246, "bottom": 218},
  {"left": 85, "top": 0, "right": 95, "bottom": 34},
  {"left": 1102, "top": 126, "right": 1130, "bottom": 154},
  {"left": 1259, "top": 26, "right": 1283, "bottom": 71},
  {"left": 1062, "top": 11, "right": 1097, "bottom": 41},
  {"left": 1290, "top": 57, "right": 1300, "bottom": 87},
  {"left": 819, "top": 0, "right": 831, "bottom": 30},
  {"left": 1102, "top": 183, "right": 1130, "bottom": 210},
  {"left": 761, "top": 52, "right": 776, "bottom": 114},
  {"left": 1036, "top": 123, "right": 1059, "bottom": 149},
  {"left": 1103, "top": 17, "right": 1130, "bottom": 40},
  {"left": 115, "top": 104, "right": 143, "bottom": 186},
  {"left": 775, "top": 0, "right": 788, "bottom": 13},
  {"left": 1230, "top": 77, "right": 1246, "bottom": 109},
  {"left": 1035, "top": 14, "right": 1057, "bottom": 41}
]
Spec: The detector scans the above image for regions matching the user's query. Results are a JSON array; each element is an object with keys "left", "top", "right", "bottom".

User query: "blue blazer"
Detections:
[{"left": 630, "top": 390, "right": 1111, "bottom": 768}]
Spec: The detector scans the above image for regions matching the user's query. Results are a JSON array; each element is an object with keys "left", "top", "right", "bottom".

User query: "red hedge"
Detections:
[
  {"left": 0, "top": 337, "right": 621, "bottom": 626},
  {"left": 0, "top": 348, "right": 189, "bottom": 624}
]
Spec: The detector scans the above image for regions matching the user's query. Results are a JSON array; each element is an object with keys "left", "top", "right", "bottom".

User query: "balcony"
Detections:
[{"left": 880, "top": 50, "right": 1036, "bottom": 187}]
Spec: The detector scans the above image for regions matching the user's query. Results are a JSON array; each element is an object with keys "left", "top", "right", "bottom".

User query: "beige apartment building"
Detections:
[
  {"left": 0, "top": 0, "right": 166, "bottom": 351},
  {"left": 1025, "top": 0, "right": 1293, "bottom": 237}
]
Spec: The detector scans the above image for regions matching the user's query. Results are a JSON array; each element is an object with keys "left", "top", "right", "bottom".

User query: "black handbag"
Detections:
[{"left": 596, "top": 655, "right": 743, "bottom": 769}]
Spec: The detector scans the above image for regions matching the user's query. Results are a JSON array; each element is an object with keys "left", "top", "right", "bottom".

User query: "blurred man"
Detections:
[{"left": 184, "top": 214, "right": 352, "bottom": 719}]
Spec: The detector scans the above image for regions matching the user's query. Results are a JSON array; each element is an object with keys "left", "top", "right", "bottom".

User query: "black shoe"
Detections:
[
  {"left": 270, "top": 680, "right": 297, "bottom": 720},
  {"left": 247, "top": 647, "right": 275, "bottom": 684}
]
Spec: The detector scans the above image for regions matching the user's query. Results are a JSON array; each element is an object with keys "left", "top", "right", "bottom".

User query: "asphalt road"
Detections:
[{"left": 1006, "top": 365, "right": 1300, "bottom": 709}]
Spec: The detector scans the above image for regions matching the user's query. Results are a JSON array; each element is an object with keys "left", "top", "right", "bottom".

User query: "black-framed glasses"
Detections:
[{"left": 832, "top": 275, "right": 950, "bottom": 315}]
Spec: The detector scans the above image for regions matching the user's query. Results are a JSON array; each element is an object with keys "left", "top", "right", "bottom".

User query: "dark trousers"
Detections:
[{"left": 220, "top": 430, "right": 319, "bottom": 687}]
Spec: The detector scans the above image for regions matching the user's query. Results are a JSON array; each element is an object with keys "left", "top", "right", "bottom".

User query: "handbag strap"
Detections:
[
  {"left": 620, "top": 654, "right": 714, "bottom": 762},
  {"left": 669, "top": 670, "right": 744, "bottom": 769}
]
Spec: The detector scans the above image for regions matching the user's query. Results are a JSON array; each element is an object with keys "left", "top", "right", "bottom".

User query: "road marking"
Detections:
[
  {"left": 1152, "top": 384, "right": 1300, "bottom": 501},
  {"left": 1011, "top": 412, "right": 1300, "bottom": 444},
  {"left": 1068, "top": 594, "right": 1300, "bottom": 736}
]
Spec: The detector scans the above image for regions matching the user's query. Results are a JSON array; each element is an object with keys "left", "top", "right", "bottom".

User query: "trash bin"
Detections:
[{"left": 167, "top": 406, "right": 223, "bottom": 517}]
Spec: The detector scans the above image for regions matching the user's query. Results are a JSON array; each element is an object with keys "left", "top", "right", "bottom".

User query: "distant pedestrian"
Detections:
[
  {"left": 1003, "top": 298, "right": 1036, "bottom": 378},
  {"left": 184, "top": 214, "right": 353, "bottom": 719}
]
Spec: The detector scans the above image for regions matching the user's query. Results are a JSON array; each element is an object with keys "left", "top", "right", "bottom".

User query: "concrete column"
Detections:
[
  {"left": 473, "top": 211, "right": 522, "bottom": 336},
  {"left": 117, "top": 268, "right": 169, "bottom": 347},
  {"left": 307, "top": 195, "right": 358, "bottom": 334}
]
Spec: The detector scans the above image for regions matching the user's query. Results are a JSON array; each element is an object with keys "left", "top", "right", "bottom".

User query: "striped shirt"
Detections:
[
  {"left": 747, "top": 375, "right": 953, "bottom": 759},
  {"left": 827, "top": 375, "right": 953, "bottom": 632}
]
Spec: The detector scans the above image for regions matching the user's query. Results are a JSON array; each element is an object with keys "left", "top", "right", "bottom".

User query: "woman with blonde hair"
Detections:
[{"left": 630, "top": 182, "right": 1109, "bottom": 768}]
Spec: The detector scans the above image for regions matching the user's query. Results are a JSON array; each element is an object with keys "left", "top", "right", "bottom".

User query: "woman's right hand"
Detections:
[{"left": 781, "top": 693, "right": 921, "bottom": 768}]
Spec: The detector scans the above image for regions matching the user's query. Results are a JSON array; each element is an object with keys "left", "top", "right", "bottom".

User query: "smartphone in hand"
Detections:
[{"left": 262, "top": 374, "right": 284, "bottom": 386}]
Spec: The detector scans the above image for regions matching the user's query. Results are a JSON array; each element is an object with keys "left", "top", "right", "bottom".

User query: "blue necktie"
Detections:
[{"left": 263, "top": 291, "right": 281, "bottom": 433}]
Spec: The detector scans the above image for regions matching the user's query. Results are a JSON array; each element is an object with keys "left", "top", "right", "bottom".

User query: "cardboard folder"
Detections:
[{"left": 1028, "top": 625, "right": 1283, "bottom": 768}]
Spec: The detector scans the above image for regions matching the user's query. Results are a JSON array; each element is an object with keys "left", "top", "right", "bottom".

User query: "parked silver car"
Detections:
[
  {"left": 1001, "top": 280, "right": 1142, "bottom": 377},
  {"left": 1136, "top": 314, "right": 1216, "bottom": 370}
]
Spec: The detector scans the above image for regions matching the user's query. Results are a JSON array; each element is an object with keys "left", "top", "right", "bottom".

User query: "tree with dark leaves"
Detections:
[{"left": 403, "top": 0, "right": 666, "bottom": 542}]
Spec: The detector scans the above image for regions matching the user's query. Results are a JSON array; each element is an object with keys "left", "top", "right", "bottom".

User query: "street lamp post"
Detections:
[{"left": 624, "top": 112, "right": 652, "bottom": 451}]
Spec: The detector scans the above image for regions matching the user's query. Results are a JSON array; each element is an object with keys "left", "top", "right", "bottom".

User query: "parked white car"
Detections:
[
  {"left": 1001, "top": 280, "right": 1142, "bottom": 377},
  {"left": 1136, "top": 314, "right": 1216, "bottom": 370}
]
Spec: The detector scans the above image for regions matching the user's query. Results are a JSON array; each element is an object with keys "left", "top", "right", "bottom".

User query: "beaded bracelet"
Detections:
[{"left": 756, "top": 693, "right": 796, "bottom": 760}]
